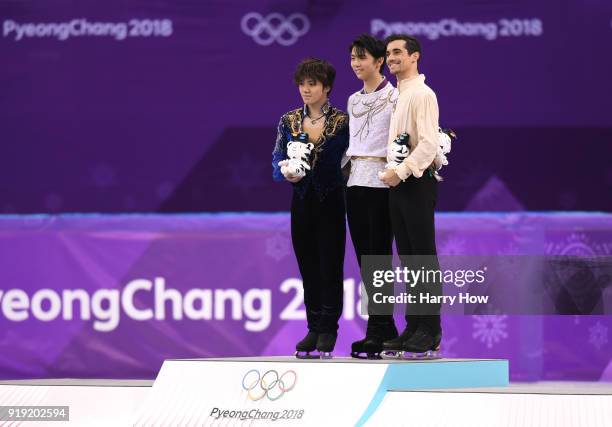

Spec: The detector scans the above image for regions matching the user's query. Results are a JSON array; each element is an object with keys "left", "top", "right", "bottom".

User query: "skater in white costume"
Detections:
[{"left": 345, "top": 34, "right": 400, "bottom": 359}]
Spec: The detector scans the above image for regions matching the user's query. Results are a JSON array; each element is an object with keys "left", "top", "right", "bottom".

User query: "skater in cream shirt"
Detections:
[
  {"left": 386, "top": 73, "right": 439, "bottom": 181},
  {"left": 379, "top": 34, "right": 443, "bottom": 359}
]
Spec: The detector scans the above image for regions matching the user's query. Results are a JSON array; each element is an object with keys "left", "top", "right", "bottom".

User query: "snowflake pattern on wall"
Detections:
[
  {"left": 265, "top": 232, "right": 290, "bottom": 261},
  {"left": 472, "top": 314, "right": 509, "bottom": 349},
  {"left": 439, "top": 236, "right": 467, "bottom": 256},
  {"left": 495, "top": 240, "right": 521, "bottom": 255},
  {"left": 546, "top": 233, "right": 612, "bottom": 257},
  {"left": 589, "top": 321, "right": 609, "bottom": 350}
]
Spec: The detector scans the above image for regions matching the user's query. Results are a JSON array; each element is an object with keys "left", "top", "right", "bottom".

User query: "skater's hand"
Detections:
[
  {"left": 279, "top": 159, "right": 305, "bottom": 183},
  {"left": 379, "top": 168, "right": 401, "bottom": 187},
  {"left": 280, "top": 165, "right": 302, "bottom": 183}
]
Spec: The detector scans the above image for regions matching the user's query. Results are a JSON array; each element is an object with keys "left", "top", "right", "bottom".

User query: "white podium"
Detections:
[{"left": 132, "top": 356, "right": 508, "bottom": 426}]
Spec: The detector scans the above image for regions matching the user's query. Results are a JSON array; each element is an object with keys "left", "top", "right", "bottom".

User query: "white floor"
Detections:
[
  {"left": 370, "top": 389, "right": 612, "bottom": 427},
  {"left": 0, "top": 379, "right": 152, "bottom": 426},
  {"left": 0, "top": 379, "right": 611, "bottom": 426}
]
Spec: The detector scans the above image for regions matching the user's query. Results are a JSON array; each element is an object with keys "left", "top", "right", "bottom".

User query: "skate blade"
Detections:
[
  {"left": 401, "top": 349, "right": 441, "bottom": 360},
  {"left": 294, "top": 351, "right": 320, "bottom": 359},
  {"left": 350, "top": 352, "right": 368, "bottom": 360},
  {"left": 380, "top": 350, "right": 402, "bottom": 360},
  {"left": 319, "top": 351, "right": 334, "bottom": 359},
  {"left": 350, "top": 352, "right": 382, "bottom": 360}
]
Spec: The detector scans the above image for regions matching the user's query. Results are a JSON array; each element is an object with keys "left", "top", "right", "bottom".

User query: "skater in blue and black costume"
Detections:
[{"left": 272, "top": 58, "right": 349, "bottom": 358}]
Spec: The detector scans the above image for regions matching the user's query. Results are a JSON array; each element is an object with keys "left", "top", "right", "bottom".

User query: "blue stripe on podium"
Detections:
[{"left": 356, "top": 360, "right": 509, "bottom": 426}]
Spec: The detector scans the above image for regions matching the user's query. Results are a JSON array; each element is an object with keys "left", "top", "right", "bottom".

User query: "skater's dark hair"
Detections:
[
  {"left": 385, "top": 34, "right": 422, "bottom": 61},
  {"left": 349, "top": 34, "right": 386, "bottom": 74},
  {"left": 294, "top": 58, "right": 336, "bottom": 94}
]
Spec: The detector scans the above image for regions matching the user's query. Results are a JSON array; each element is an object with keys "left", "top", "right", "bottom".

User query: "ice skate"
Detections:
[
  {"left": 351, "top": 318, "right": 398, "bottom": 360},
  {"left": 380, "top": 326, "right": 415, "bottom": 360},
  {"left": 316, "top": 333, "right": 337, "bottom": 359},
  {"left": 295, "top": 331, "right": 319, "bottom": 359},
  {"left": 399, "top": 325, "right": 442, "bottom": 360}
]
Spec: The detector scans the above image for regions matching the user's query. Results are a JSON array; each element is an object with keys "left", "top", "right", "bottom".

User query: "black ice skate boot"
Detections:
[
  {"left": 316, "top": 333, "right": 337, "bottom": 359},
  {"left": 400, "top": 324, "right": 442, "bottom": 360},
  {"left": 380, "top": 324, "right": 416, "bottom": 359},
  {"left": 351, "top": 316, "right": 398, "bottom": 360},
  {"left": 295, "top": 331, "right": 319, "bottom": 359},
  {"left": 350, "top": 336, "right": 368, "bottom": 359}
]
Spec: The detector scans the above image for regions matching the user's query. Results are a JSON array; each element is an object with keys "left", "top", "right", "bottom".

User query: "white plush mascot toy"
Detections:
[
  {"left": 379, "top": 128, "right": 457, "bottom": 180},
  {"left": 385, "top": 132, "right": 410, "bottom": 169},
  {"left": 433, "top": 128, "right": 457, "bottom": 172},
  {"left": 279, "top": 132, "right": 313, "bottom": 179}
]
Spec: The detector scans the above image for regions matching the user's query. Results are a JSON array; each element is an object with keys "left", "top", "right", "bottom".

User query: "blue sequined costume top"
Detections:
[{"left": 272, "top": 103, "right": 349, "bottom": 200}]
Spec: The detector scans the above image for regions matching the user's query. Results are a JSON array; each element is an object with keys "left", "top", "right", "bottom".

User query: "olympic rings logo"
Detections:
[
  {"left": 240, "top": 12, "right": 310, "bottom": 46},
  {"left": 241, "top": 369, "right": 297, "bottom": 401}
]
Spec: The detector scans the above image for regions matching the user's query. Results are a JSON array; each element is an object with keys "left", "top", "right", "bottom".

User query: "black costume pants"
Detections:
[
  {"left": 389, "top": 173, "right": 442, "bottom": 334},
  {"left": 346, "top": 186, "right": 394, "bottom": 325},
  {"left": 291, "top": 187, "right": 345, "bottom": 333}
]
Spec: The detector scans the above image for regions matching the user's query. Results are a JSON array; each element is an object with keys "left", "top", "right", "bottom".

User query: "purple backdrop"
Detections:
[
  {"left": 1, "top": 0, "right": 611, "bottom": 213},
  {"left": 1, "top": 0, "right": 611, "bottom": 385},
  {"left": 0, "top": 212, "right": 611, "bottom": 382}
]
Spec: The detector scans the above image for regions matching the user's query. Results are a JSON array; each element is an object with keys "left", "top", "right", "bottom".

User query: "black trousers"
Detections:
[
  {"left": 291, "top": 187, "right": 345, "bottom": 333},
  {"left": 389, "top": 173, "right": 442, "bottom": 334},
  {"left": 346, "top": 186, "right": 394, "bottom": 319}
]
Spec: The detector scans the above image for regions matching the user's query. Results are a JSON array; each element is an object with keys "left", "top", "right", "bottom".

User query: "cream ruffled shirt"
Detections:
[{"left": 387, "top": 74, "right": 440, "bottom": 180}]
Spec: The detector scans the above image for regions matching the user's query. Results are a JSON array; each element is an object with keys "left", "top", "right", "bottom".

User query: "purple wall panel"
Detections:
[
  {"left": 0, "top": 212, "right": 610, "bottom": 381},
  {"left": 1, "top": 0, "right": 610, "bottom": 213}
]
